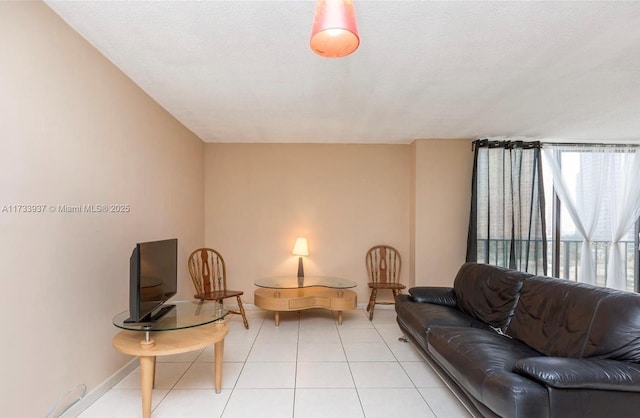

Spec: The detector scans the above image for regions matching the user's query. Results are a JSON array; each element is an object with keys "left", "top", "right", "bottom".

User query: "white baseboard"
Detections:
[
  {"left": 357, "top": 303, "right": 395, "bottom": 310},
  {"left": 61, "top": 358, "right": 138, "bottom": 418}
]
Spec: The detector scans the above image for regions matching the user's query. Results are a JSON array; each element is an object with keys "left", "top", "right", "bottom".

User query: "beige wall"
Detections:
[
  {"left": 203, "top": 140, "right": 473, "bottom": 308},
  {"left": 0, "top": 3, "right": 476, "bottom": 416},
  {"left": 0, "top": 3, "right": 204, "bottom": 417},
  {"left": 204, "top": 144, "right": 411, "bottom": 304},
  {"left": 413, "top": 139, "right": 474, "bottom": 285}
]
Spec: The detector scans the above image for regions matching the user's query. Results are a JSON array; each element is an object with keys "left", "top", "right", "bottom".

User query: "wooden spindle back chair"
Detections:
[
  {"left": 188, "top": 248, "right": 249, "bottom": 329},
  {"left": 365, "top": 245, "right": 405, "bottom": 320}
]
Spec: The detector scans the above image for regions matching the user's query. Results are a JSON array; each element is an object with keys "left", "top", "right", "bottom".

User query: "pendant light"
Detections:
[{"left": 310, "top": 0, "right": 360, "bottom": 58}]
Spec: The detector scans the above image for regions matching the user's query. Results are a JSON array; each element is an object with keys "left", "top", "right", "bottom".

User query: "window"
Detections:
[
  {"left": 467, "top": 140, "right": 640, "bottom": 291},
  {"left": 543, "top": 145, "right": 640, "bottom": 291}
]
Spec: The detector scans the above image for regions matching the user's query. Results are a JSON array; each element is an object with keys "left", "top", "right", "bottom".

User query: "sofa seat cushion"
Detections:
[
  {"left": 395, "top": 295, "right": 492, "bottom": 351},
  {"left": 428, "top": 326, "right": 549, "bottom": 418}
]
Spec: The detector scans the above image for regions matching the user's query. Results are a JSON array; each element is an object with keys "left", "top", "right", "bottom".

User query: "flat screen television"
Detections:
[{"left": 125, "top": 238, "right": 178, "bottom": 323}]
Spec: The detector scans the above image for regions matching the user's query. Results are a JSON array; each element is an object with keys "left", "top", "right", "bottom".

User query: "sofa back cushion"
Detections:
[
  {"left": 507, "top": 276, "right": 640, "bottom": 361},
  {"left": 582, "top": 291, "right": 640, "bottom": 362},
  {"left": 507, "top": 277, "right": 599, "bottom": 357},
  {"left": 453, "top": 263, "right": 528, "bottom": 332}
]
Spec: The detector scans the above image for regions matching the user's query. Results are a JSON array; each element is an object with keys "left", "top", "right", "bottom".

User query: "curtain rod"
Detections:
[
  {"left": 472, "top": 139, "right": 640, "bottom": 152},
  {"left": 542, "top": 142, "right": 640, "bottom": 148},
  {"left": 472, "top": 139, "right": 540, "bottom": 151}
]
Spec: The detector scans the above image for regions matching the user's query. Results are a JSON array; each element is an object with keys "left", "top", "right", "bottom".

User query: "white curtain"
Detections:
[
  {"left": 605, "top": 151, "right": 640, "bottom": 290},
  {"left": 542, "top": 147, "right": 609, "bottom": 285},
  {"left": 543, "top": 145, "right": 640, "bottom": 289}
]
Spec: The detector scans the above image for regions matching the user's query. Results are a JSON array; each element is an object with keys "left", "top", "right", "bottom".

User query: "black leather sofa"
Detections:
[{"left": 395, "top": 262, "right": 640, "bottom": 418}]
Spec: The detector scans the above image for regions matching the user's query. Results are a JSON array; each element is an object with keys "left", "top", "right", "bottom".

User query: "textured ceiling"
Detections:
[{"left": 46, "top": 1, "right": 640, "bottom": 144}]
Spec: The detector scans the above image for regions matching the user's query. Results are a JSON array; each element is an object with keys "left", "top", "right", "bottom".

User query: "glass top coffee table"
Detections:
[
  {"left": 112, "top": 301, "right": 228, "bottom": 418},
  {"left": 254, "top": 276, "right": 357, "bottom": 326},
  {"left": 113, "top": 300, "right": 228, "bottom": 333}
]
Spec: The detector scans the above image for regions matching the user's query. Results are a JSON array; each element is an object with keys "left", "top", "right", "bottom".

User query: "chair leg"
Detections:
[
  {"left": 236, "top": 295, "right": 249, "bottom": 329},
  {"left": 369, "top": 288, "right": 377, "bottom": 320},
  {"left": 366, "top": 289, "right": 375, "bottom": 312}
]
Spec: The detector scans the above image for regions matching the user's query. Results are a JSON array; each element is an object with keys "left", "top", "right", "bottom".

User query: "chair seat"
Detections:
[
  {"left": 367, "top": 282, "right": 406, "bottom": 290},
  {"left": 195, "top": 290, "right": 244, "bottom": 300}
]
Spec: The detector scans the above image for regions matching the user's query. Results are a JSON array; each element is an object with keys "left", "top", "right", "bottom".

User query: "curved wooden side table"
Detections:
[
  {"left": 112, "top": 301, "right": 228, "bottom": 418},
  {"left": 254, "top": 276, "right": 357, "bottom": 326}
]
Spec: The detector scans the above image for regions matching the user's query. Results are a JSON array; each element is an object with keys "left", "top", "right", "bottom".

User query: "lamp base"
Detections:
[{"left": 297, "top": 257, "right": 304, "bottom": 278}]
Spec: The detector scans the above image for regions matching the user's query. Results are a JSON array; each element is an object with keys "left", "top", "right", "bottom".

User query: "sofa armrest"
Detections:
[
  {"left": 514, "top": 357, "right": 640, "bottom": 392},
  {"left": 408, "top": 287, "right": 457, "bottom": 307}
]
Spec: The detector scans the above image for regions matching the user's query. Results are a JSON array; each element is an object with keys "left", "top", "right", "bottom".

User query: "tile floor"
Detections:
[{"left": 79, "top": 308, "right": 472, "bottom": 418}]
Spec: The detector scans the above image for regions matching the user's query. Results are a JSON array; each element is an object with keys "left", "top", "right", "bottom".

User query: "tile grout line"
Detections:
[
  {"left": 379, "top": 316, "right": 441, "bottom": 418},
  {"left": 291, "top": 311, "right": 301, "bottom": 418},
  {"left": 220, "top": 311, "right": 266, "bottom": 417},
  {"left": 342, "top": 309, "right": 369, "bottom": 417},
  {"left": 148, "top": 345, "right": 207, "bottom": 414}
]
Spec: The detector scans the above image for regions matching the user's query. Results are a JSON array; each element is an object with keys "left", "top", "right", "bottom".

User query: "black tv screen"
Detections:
[{"left": 126, "top": 238, "right": 178, "bottom": 323}]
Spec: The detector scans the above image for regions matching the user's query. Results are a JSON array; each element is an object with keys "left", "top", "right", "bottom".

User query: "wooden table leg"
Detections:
[
  {"left": 139, "top": 356, "right": 155, "bottom": 418},
  {"left": 113, "top": 322, "right": 229, "bottom": 418},
  {"left": 337, "top": 290, "right": 344, "bottom": 325},
  {"left": 152, "top": 357, "right": 157, "bottom": 389},
  {"left": 273, "top": 290, "right": 281, "bottom": 327},
  {"left": 214, "top": 339, "right": 224, "bottom": 393}
]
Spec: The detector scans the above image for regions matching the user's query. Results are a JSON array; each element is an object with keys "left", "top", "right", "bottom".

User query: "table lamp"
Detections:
[{"left": 292, "top": 237, "right": 309, "bottom": 278}]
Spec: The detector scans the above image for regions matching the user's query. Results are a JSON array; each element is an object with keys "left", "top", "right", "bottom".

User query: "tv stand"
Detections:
[
  {"left": 123, "top": 303, "right": 176, "bottom": 323},
  {"left": 148, "top": 304, "right": 175, "bottom": 321}
]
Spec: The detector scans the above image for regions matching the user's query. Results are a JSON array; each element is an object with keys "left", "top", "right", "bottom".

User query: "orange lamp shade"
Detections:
[{"left": 310, "top": 0, "right": 360, "bottom": 58}]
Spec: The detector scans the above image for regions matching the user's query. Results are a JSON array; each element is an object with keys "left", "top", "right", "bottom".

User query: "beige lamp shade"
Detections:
[
  {"left": 310, "top": 0, "right": 360, "bottom": 58},
  {"left": 292, "top": 237, "right": 309, "bottom": 256}
]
